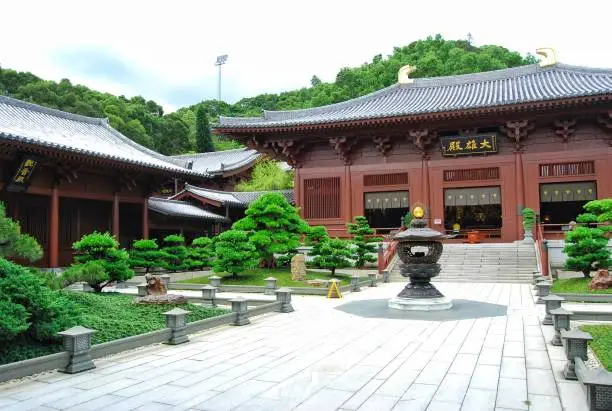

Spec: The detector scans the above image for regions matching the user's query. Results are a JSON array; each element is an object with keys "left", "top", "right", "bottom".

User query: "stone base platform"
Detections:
[{"left": 388, "top": 296, "right": 453, "bottom": 311}]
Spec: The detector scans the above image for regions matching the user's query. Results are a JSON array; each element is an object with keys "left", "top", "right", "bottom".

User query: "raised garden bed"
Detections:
[
  {"left": 552, "top": 277, "right": 612, "bottom": 295},
  {"left": 0, "top": 291, "right": 228, "bottom": 366},
  {"left": 581, "top": 324, "right": 612, "bottom": 371}
]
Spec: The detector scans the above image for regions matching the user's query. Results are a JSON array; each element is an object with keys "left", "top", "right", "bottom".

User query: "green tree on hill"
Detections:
[
  {"left": 195, "top": 105, "right": 215, "bottom": 153},
  {"left": 235, "top": 160, "right": 294, "bottom": 191}
]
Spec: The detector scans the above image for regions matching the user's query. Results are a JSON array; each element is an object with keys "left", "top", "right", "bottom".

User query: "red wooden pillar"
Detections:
[
  {"left": 49, "top": 186, "right": 59, "bottom": 268},
  {"left": 515, "top": 152, "right": 525, "bottom": 240},
  {"left": 112, "top": 193, "right": 120, "bottom": 239},
  {"left": 422, "top": 159, "right": 430, "bottom": 222},
  {"left": 142, "top": 198, "right": 149, "bottom": 239},
  {"left": 345, "top": 165, "right": 353, "bottom": 225}
]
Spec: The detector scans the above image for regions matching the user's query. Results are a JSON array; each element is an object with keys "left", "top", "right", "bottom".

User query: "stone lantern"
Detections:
[
  {"left": 388, "top": 206, "right": 454, "bottom": 311},
  {"left": 550, "top": 307, "right": 573, "bottom": 346},
  {"left": 541, "top": 294, "right": 565, "bottom": 325},
  {"left": 163, "top": 308, "right": 190, "bottom": 345},
  {"left": 58, "top": 326, "right": 97, "bottom": 373},
  {"left": 561, "top": 328, "right": 593, "bottom": 380}
]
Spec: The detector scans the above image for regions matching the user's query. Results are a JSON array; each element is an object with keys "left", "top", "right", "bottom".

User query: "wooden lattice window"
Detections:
[
  {"left": 364, "top": 173, "right": 409, "bottom": 186},
  {"left": 539, "top": 161, "right": 595, "bottom": 177},
  {"left": 443, "top": 167, "right": 500, "bottom": 182},
  {"left": 304, "top": 177, "right": 340, "bottom": 219}
]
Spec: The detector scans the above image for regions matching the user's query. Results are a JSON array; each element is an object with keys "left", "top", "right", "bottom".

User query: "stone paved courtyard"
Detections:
[{"left": 0, "top": 282, "right": 589, "bottom": 411}]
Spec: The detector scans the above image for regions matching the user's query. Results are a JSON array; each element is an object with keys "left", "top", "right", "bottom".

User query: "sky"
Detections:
[{"left": 2, "top": 0, "right": 611, "bottom": 112}]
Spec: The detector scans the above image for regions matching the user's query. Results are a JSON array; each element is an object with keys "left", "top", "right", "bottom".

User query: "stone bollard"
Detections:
[
  {"left": 209, "top": 276, "right": 222, "bottom": 288},
  {"left": 533, "top": 276, "right": 547, "bottom": 291},
  {"left": 137, "top": 283, "right": 147, "bottom": 297},
  {"left": 275, "top": 287, "right": 294, "bottom": 313},
  {"left": 201, "top": 285, "right": 217, "bottom": 307},
  {"left": 265, "top": 277, "right": 278, "bottom": 295},
  {"left": 58, "top": 326, "right": 97, "bottom": 373},
  {"left": 561, "top": 328, "right": 593, "bottom": 380},
  {"left": 231, "top": 297, "right": 250, "bottom": 326},
  {"left": 382, "top": 269, "right": 390, "bottom": 283},
  {"left": 164, "top": 308, "right": 190, "bottom": 345},
  {"left": 532, "top": 271, "right": 541, "bottom": 285},
  {"left": 160, "top": 274, "right": 171, "bottom": 289},
  {"left": 550, "top": 307, "right": 573, "bottom": 346},
  {"left": 541, "top": 294, "right": 565, "bottom": 325},
  {"left": 536, "top": 281, "right": 552, "bottom": 303},
  {"left": 350, "top": 275, "right": 361, "bottom": 292},
  {"left": 368, "top": 272, "right": 378, "bottom": 287}
]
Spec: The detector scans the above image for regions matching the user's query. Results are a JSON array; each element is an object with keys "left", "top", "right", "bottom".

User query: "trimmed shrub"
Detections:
[
  {"left": 522, "top": 207, "right": 536, "bottom": 231},
  {"left": 310, "top": 237, "right": 353, "bottom": 276},
  {"left": 0, "top": 202, "right": 43, "bottom": 262},
  {"left": 162, "top": 234, "right": 188, "bottom": 272},
  {"left": 213, "top": 230, "right": 259, "bottom": 277},
  {"left": 185, "top": 237, "right": 214, "bottom": 271},
  {"left": 130, "top": 239, "right": 164, "bottom": 272},
  {"left": 347, "top": 216, "right": 380, "bottom": 268}
]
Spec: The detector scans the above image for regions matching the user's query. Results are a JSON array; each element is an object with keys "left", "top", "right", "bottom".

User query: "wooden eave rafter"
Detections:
[
  {"left": 214, "top": 94, "right": 612, "bottom": 136},
  {"left": 170, "top": 190, "right": 223, "bottom": 208}
]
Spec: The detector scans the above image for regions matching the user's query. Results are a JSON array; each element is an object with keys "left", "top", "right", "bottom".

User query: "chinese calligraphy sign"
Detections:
[
  {"left": 440, "top": 134, "right": 498, "bottom": 157},
  {"left": 7, "top": 156, "right": 39, "bottom": 192}
]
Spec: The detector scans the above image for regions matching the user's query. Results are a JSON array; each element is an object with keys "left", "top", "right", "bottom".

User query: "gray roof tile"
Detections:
[
  {"left": 217, "top": 63, "right": 612, "bottom": 129},
  {"left": 170, "top": 148, "right": 261, "bottom": 176},
  {"left": 148, "top": 197, "right": 228, "bottom": 222},
  {"left": 178, "top": 183, "right": 294, "bottom": 207},
  {"left": 0, "top": 96, "right": 201, "bottom": 175}
]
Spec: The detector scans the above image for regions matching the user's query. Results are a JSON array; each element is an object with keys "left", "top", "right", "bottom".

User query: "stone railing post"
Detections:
[
  {"left": 58, "top": 326, "right": 97, "bottom": 373},
  {"left": 201, "top": 285, "right": 217, "bottom": 307},
  {"left": 160, "top": 274, "right": 171, "bottom": 289},
  {"left": 561, "top": 328, "right": 592, "bottom": 380},
  {"left": 382, "top": 269, "right": 390, "bottom": 283},
  {"left": 275, "top": 287, "right": 294, "bottom": 313},
  {"left": 163, "top": 308, "right": 190, "bottom": 345},
  {"left": 541, "top": 294, "right": 565, "bottom": 325},
  {"left": 531, "top": 270, "right": 541, "bottom": 285},
  {"left": 231, "top": 297, "right": 250, "bottom": 326},
  {"left": 137, "top": 283, "right": 147, "bottom": 297},
  {"left": 265, "top": 277, "right": 278, "bottom": 295},
  {"left": 209, "top": 276, "right": 222, "bottom": 288},
  {"left": 368, "top": 273, "right": 377, "bottom": 287},
  {"left": 536, "top": 281, "right": 552, "bottom": 304},
  {"left": 550, "top": 307, "right": 573, "bottom": 346},
  {"left": 350, "top": 275, "right": 361, "bottom": 292}
]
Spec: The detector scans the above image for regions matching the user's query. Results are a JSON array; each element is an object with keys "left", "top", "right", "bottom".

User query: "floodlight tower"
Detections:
[{"left": 215, "top": 54, "right": 228, "bottom": 101}]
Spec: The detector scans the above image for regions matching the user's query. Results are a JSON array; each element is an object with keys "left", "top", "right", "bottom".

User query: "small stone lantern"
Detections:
[
  {"left": 561, "top": 328, "right": 593, "bottom": 380},
  {"left": 163, "top": 307, "right": 190, "bottom": 345},
  {"left": 533, "top": 276, "right": 547, "bottom": 291},
  {"left": 531, "top": 270, "right": 541, "bottom": 285},
  {"left": 209, "top": 276, "right": 222, "bottom": 287},
  {"left": 550, "top": 307, "right": 573, "bottom": 346},
  {"left": 265, "top": 277, "right": 278, "bottom": 295},
  {"left": 58, "top": 326, "right": 97, "bottom": 373},
  {"left": 275, "top": 287, "right": 294, "bottom": 313},
  {"left": 160, "top": 274, "right": 171, "bottom": 289},
  {"left": 536, "top": 281, "right": 552, "bottom": 303},
  {"left": 350, "top": 275, "right": 361, "bottom": 292},
  {"left": 137, "top": 283, "right": 147, "bottom": 297},
  {"left": 368, "top": 272, "right": 377, "bottom": 287},
  {"left": 201, "top": 285, "right": 217, "bottom": 307},
  {"left": 541, "top": 294, "right": 565, "bottom": 325},
  {"left": 231, "top": 297, "right": 250, "bottom": 326}
]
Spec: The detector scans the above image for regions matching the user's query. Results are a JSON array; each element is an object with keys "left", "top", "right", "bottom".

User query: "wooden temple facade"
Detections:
[{"left": 216, "top": 53, "right": 612, "bottom": 241}]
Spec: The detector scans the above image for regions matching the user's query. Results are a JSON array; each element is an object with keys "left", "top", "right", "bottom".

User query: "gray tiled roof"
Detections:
[
  {"left": 177, "top": 183, "right": 295, "bottom": 207},
  {"left": 170, "top": 148, "right": 261, "bottom": 176},
  {"left": 0, "top": 96, "right": 200, "bottom": 175},
  {"left": 217, "top": 63, "right": 612, "bottom": 129},
  {"left": 148, "top": 197, "right": 228, "bottom": 222}
]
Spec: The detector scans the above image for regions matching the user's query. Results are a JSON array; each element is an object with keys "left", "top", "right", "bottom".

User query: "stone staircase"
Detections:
[{"left": 390, "top": 242, "right": 537, "bottom": 283}]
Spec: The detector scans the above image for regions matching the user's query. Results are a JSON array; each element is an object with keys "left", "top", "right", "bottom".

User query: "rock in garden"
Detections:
[
  {"left": 133, "top": 294, "right": 188, "bottom": 304},
  {"left": 145, "top": 273, "right": 167, "bottom": 295},
  {"left": 589, "top": 269, "right": 612, "bottom": 290},
  {"left": 291, "top": 253, "right": 306, "bottom": 281}
]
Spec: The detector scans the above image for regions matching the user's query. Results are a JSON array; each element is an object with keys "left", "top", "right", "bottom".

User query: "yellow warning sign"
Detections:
[{"left": 327, "top": 280, "right": 343, "bottom": 299}]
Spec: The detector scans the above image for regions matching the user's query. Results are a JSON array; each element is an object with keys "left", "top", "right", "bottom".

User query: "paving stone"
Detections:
[
  {"left": 195, "top": 380, "right": 276, "bottom": 411},
  {"left": 526, "top": 369, "right": 557, "bottom": 396},
  {"left": 527, "top": 394, "right": 562, "bottom": 411},
  {"left": 556, "top": 381, "right": 589, "bottom": 411},
  {"left": 496, "top": 378, "right": 528, "bottom": 410},
  {"left": 46, "top": 379, "right": 142, "bottom": 409},
  {"left": 426, "top": 401, "right": 461, "bottom": 411},
  {"left": 503, "top": 341, "right": 525, "bottom": 357},
  {"left": 461, "top": 388, "right": 496, "bottom": 411},
  {"left": 414, "top": 361, "right": 451, "bottom": 385},
  {"left": 500, "top": 357, "right": 526, "bottom": 379},
  {"left": 432, "top": 373, "right": 470, "bottom": 403},
  {"left": 64, "top": 394, "right": 124, "bottom": 411},
  {"left": 341, "top": 378, "right": 385, "bottom": 410},
  {"left": 478, "top": 347, "right": 503, "bottom": 365},
  {"left": 392, "top": 384, "right": 438, "bottom": 411},
  {"left": 524, "top": 337, "right": 546, "bottom": 351},
  {"left": 469, "top": 365, "right": 500, "bottom": 390},
  {"left": 448, "top": 353, "right": 478, "bottom": 375},
  {"left": 525, "top": 350, "right": 551, "bottom": 369},
  {"left": 356, "top": 394, "right": 398, "bottom": 411},
  {"left": 376, "top": 368, "right": 420, "bottom": 397},
  {"left": 293, "top": 388, "right": 354, "bottom": 411}
]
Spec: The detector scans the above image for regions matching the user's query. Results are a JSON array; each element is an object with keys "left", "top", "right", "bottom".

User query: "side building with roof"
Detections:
[{"left": 216, "top": 53, "right": 612, "bottom": 241}]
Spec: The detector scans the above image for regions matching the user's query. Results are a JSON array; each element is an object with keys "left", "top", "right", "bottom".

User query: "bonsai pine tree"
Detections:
[
  {"left": 0, "top": 202, "right": 43, "bottom": 262},
  {"left": 347, "top": 216, "right": 380, "bottom": 268},
  {"left": 232, "top": 192, "right": 309, "bottom": 268},
  {"left": 72, "top": 232, "right": 134, "bottom": 292},
  {"left": 522, "top": 207, "right": 536, "bottom": 231},
  {"left": 213, "top": 230, "right": 258, "bottom": 277},
  {"left": 564, "top": 199, "right": 612, "bottom": 277},
  {"left": 129, "top": 239, "right": 164, "bottom": 273},
  {"left": 310, "top": 237, "right": 353, "bottom": 276},
  {"left": 161, "top": 234, "right": 188, "bottom": 272},
  {"left": 185, "top": 236, "right": 214, "bottom": 271},
  {"left": 306, "top": 225, "right": 329, "bottom": 254}
]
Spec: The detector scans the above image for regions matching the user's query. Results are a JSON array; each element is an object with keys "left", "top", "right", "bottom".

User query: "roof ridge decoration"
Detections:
[
  {"left": 398, "top": 65, "right": 417, "bottom": 84},
  {"left": 537, "top": 48, "right": 557, "bottom": 67}
]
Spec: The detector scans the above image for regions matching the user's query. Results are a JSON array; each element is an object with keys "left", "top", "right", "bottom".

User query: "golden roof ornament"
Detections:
[
  {"left": 398, "top": 65, "right": 417, "bottom": 84},
  {"left": 536, "top": 48, "right": 557, "bottom": 67}
]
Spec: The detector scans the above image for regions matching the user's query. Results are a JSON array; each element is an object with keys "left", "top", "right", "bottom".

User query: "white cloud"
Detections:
[{"left": 1, "top": 0, "right": 610, "bottom": 112}]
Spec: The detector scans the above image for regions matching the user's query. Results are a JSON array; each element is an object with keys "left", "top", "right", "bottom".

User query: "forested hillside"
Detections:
[{"left": 0, "top": 35, "right": 537, "bottom": 155}]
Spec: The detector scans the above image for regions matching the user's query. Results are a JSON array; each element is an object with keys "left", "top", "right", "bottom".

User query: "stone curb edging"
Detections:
[
  {"left": 0, "top": 352, "right": 70, "bottom": 384},
  {"left": 555, "top": 293, "right": 612, "bottom": 303}
]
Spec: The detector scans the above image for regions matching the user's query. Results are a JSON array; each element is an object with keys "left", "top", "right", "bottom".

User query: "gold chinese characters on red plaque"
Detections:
[{"left": 440, "top": 134, "right": 498, "bottom": 157}]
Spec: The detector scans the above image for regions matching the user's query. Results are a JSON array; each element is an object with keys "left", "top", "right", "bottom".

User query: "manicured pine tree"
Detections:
[
  {"left": 347, "top": 216, "right": 380, "bottom": 268},
  {"left": 213, "top": 230, "right": 259, "bottom": 278},
  {"left": 195, "top": 105, "right": 215, "bottom": 153},
  {"left": 129, "top": 239, "right": 164, "bottom": 273},
  {"left": 310, "top": 237, "right": 353, "bottom": 276},
  {"left": 0, "top": 202, "right": 43, "bottom": 262},
  {"left": 233, "top": 192, "right": 309, "bottom": 268},
  {"left": 185, "top": 236, "right": 214, "bottom": 271},
  {"left": 161, "top": 234, "right": 188, "bottom": 272}
]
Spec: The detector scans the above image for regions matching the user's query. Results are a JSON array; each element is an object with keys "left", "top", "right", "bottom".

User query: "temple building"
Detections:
[{"left": 216, "top": 51, "right": 612, "bottom": 241}]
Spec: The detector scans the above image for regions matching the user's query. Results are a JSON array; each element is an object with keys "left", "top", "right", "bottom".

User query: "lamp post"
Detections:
[{"left": 215, "top": 54, "right": 228, "bottom": 101}]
